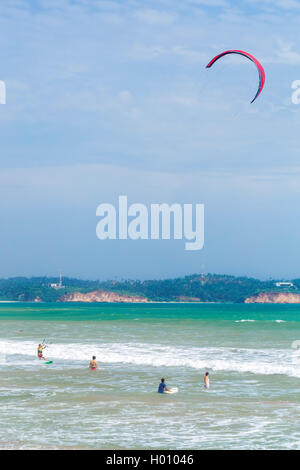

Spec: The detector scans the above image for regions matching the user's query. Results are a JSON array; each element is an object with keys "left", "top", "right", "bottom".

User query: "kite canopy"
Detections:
[{"left": 206, "top": 50, "right": 265, "bottom": 103}]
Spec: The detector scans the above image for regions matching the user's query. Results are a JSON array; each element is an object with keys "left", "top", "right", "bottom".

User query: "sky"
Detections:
[{"left": 0, "top": 0, "right": 300, "bottom": 280}]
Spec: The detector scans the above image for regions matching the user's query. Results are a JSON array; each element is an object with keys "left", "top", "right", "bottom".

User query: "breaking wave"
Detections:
[{"left": 0, "top": 339, "right": 300, "bottom": 379}]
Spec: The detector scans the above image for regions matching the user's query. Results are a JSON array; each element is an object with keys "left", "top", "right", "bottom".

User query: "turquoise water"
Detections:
[{"left": 1, "top": 302, "right": 300, "bottom": 449}]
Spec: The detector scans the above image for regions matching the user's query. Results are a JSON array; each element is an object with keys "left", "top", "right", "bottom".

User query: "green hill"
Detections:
[{"left": 0, "top": 274, "right": 298, "bottom": 303}]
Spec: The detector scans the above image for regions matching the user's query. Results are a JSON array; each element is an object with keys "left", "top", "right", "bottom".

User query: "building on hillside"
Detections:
[
  {"left": 275, "top": 282, "right": 294, "bottom": 288},
  {"left": 50, "top": 272, "right": 64, "bottom": 289}
]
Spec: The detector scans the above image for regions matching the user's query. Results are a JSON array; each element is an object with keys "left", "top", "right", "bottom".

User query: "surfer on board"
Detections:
[
  {"left": 158, "top": 378, "right": 170, "bottom": 393},
  {"left": 37, "top": 343, "right": 47, "bottom": 361}
]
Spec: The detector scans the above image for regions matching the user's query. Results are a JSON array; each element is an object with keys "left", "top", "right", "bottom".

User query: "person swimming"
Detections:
[
  {"left": 89, "top": 356, "right": 98, "bottom": 371},
  {"left": 204, "top": 372, "right": 210, "bottom": 389},
  {"left": 158, "top": 378, "right": 170, "bottom": 394},
  {"left": 37, "top": 343, "right": 47, "bottom": 361}
]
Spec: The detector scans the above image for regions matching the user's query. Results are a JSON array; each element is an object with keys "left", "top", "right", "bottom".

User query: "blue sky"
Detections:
[{"left": 0, "top": 0, "right": 300, "bottom": 280}]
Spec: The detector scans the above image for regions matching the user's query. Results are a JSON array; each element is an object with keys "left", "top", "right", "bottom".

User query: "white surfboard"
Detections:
[{"left": 164, "top": 387, "right": 178, "bottom": 394}]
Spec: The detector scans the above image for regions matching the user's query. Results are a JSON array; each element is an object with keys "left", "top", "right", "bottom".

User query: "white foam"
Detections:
[
  {"left": 235, "top": 320, "right": 256, "bottom": 323},
  {"left": 1, "top": 339, "right": 300, "bottom": 379},
  {"left": 235, "top": 319, "right": 287, "bottom": 324}
]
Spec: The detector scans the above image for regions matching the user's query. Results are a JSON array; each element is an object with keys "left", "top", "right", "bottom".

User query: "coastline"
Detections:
[{"left": 0, "top": 299, "right": 299, "bottom": 304}]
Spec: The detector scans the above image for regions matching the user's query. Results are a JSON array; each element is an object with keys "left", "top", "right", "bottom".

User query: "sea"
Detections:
[{"left": 1, "top": 302, "right": 300, "bottom": 450}]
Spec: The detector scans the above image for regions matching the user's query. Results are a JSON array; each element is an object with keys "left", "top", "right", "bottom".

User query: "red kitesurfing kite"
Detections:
[{"left": 206, "top": 50, "right": 265, "bottom": 103}]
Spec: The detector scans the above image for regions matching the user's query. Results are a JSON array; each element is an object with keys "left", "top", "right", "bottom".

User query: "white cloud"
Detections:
[
  {"left": 119, "top": 90, "right": 133, "bottom": 104},
  {"left": 187, "top": 0, "right": 228, "bottom": 6},
  {"left": 263, "top": 40, "right": 300, "bottom": 64},
  {"left": 134, "top": 8, "right": 176, "bottom": 25},
  {"left": 168, "top": 95, "right": 199, "bottom": 107},
  {"left": 171, "top": 46, "right": 206, "bottom": 63},
  {"left": 128, "top": 44, "right": 206, "bottom": 63},
  {"left": 246, "top": 0, "right": 300, "bottom": 10}
]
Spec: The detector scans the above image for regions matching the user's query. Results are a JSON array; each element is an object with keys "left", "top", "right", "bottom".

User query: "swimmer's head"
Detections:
[{"left": 92, "top": 356, "right": 96, "bottom": 360}]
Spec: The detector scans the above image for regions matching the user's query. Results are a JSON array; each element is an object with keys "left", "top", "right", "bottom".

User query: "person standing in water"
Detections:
[
  {"left": 204, "top": 372, "right": 210, "bottom": 389},
  {"left": 89, "top": 356, "right": 98, "bottom": 371},
  {"left": 37, "top": 343, "right": 47, "bottom": 361},
  {"left": 158, "top": 378, "right": 170, "bottom": 393}
]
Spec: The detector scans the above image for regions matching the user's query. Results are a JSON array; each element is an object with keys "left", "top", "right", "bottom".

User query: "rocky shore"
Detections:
[
  {"left": 245, "top": 292, "right": 300, "bottom": 304},
  {"left": 57, "top": 289, "right": 148, "bottom": 303}
]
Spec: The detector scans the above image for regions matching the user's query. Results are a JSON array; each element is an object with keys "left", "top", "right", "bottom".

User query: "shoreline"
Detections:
[
  {"left": 1, "top": 300, "right": 300, "bottom": 305},
  {"left": 0, "top": 300, "right": 227, "bottom": 304}
]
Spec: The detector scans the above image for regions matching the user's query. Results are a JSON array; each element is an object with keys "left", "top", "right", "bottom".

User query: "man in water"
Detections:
[
  {"left": 158, "top": 378, "right": 170, "bottom": 393},
  {"left": 204, "top": 372, "right": 210, "bottom": 389},
  {"left": 89, "top": 356, "right": 98, "bottom": 371},
  {"left": 37, "top": 343, "right": 47, "bottom": 361}
]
